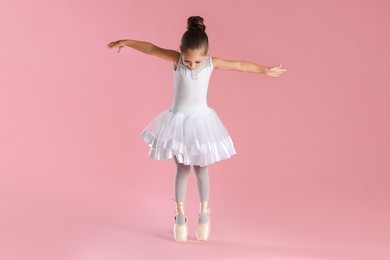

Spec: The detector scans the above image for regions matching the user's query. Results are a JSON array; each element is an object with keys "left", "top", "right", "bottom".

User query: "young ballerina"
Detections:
[{"left": 107, "top": 16, "right": 285, "bottom": 242}]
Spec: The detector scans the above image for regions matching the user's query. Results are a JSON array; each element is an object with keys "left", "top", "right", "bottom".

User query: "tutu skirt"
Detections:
[{"left": 140, "top": 108, "right": 237, "bottom": 167}]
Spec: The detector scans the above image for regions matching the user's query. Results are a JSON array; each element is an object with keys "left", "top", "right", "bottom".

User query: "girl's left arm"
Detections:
[{"left": 212, "top": 57, "right": 286, "bottom": 77}]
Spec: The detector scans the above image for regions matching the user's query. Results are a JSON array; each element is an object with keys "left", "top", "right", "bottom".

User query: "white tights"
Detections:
[{"left": 174, "top": 156, "right": 210, "bottom": 224}]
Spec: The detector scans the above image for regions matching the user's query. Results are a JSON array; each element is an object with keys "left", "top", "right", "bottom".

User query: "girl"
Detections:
[{"left": 107, "top": 16, "right": 285, "bottom": 242}]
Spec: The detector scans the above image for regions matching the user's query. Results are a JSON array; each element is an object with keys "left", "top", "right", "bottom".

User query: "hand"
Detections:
[
  {"left": 107, "top": 40, "right": 127, "bottom": 53},
  {"left": 265, "top": 64, "right": 286, "bottom": 77}
]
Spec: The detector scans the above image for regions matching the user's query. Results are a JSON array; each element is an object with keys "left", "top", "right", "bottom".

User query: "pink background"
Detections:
[{"left": 1, "top": 0, "right": 389, "bottom": 259}]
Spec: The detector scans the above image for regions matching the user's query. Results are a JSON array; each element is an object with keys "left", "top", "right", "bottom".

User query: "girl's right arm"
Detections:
[{"left": 107, "top": 39, "right": 180, "bottom": 63}]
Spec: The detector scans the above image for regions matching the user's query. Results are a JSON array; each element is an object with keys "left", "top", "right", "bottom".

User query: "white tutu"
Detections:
[{"left": 140, "top": 108, "right": 237, "bottom": 167}]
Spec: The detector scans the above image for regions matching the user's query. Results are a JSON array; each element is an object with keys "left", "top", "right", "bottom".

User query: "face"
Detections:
[{"left": 181, "top": 48, "right": 206, "bottom": 70}]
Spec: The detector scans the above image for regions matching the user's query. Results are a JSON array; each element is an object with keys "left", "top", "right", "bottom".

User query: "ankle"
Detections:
[
  {"left": 198, "top": 201, "right": 210, "bottom": 224},
  {"left": 175, "top": 201, "right": 187, "bottom": 225},
  {"left": 199, "top": 201, "right": 210, "bottom": 213},
  {"left": 175, "top": 201, "right": 186, "bottom": 215}
]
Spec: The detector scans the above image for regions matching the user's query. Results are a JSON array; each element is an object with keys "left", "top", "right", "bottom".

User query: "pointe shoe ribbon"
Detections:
[{"left": 196, "top": 201, "right": 211, "bottom": 241}]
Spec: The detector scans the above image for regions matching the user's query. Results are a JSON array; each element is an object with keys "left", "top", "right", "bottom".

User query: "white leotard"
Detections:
[{"left": 169, "top": 53, "right": 213, "bottom": 115}]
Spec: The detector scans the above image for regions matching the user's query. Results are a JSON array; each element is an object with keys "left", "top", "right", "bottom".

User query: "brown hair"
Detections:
[{"left": 180, "top": 16, "right": 209, "bottom": 54}]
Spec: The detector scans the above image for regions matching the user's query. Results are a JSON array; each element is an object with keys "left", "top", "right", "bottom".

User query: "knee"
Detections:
[
  {"left": 177, "top": 163, "right": 191, "bottom": 174},
  {"left": 194, "top": 165, "right": 208, "bottom": 176}
]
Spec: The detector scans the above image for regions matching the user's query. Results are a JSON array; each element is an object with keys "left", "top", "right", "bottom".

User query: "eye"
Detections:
[{"left": 196, "top": 61, "right": 201, "bottom": 64}]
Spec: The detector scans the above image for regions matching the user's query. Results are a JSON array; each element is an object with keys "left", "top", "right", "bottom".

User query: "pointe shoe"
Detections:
[
  {"left": 196, "top": 201, "right": 211, "bottom": 241},
  {"left": 173, "top": 202, "right": 188, "bottom": 242}
]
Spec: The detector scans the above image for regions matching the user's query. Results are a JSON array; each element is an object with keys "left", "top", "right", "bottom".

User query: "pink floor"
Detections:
[{"left": 1, "top": 160, "right": 389, "bottom": 260}]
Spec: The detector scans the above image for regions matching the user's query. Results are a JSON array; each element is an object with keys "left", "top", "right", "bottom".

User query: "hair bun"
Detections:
[{"left": 187, "top": 16, "right": 206, "bottom": 31}]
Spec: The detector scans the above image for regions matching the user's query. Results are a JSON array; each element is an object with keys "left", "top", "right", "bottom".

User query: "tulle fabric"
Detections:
[{"left": 140, "top": 108, "right": 237, "bottom": 167}]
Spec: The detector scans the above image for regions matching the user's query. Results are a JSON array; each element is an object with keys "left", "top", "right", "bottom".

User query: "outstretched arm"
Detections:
[
  {"left": 212, "top": 57, "right": 286, "bottom": 77},
  {"left": 107, "top": 39, "right": 180, "bottom": 62}
]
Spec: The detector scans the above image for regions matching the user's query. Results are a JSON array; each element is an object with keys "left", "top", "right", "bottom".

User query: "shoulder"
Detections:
[
  {"left": 211, "top": 57, "right": 227, "bottom": 67},
  {"left": 211, "top": 57, "right": 223, "bottom": 67},
  {"left": 206, "top": 56, "right": 213, "bottom": 67}
]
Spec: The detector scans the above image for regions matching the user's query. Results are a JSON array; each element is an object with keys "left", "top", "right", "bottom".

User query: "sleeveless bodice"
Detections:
[
  {"left": 170, "top": 54, "right": 213, "bottom": 115},
  {"left": 140, "top": 53, "right": 237, "bottom": 166}
]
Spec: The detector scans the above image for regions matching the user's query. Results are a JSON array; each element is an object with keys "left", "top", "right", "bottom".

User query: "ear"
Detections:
[{"left": 200, "top": 47, "right": 208, "bottom": 56}]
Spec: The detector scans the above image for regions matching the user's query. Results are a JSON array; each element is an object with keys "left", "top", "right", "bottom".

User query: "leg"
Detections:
[
  {"left": 193, "top": 165, "right": 210, "bottom": 203},
  {"left": 193, "top": 165, "right": 210, "bottom": 224},
  {"left": 174, "top": 155, "right": 191, "bottom": 224}
]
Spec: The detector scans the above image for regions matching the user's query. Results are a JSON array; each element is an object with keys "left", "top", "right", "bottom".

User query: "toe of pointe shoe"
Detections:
[
  {"left": 196, "top": 222, "right": 210, "bottom": 241},
  {"left": 174, "top": 219, "right": 188, "bottom": 242}
]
